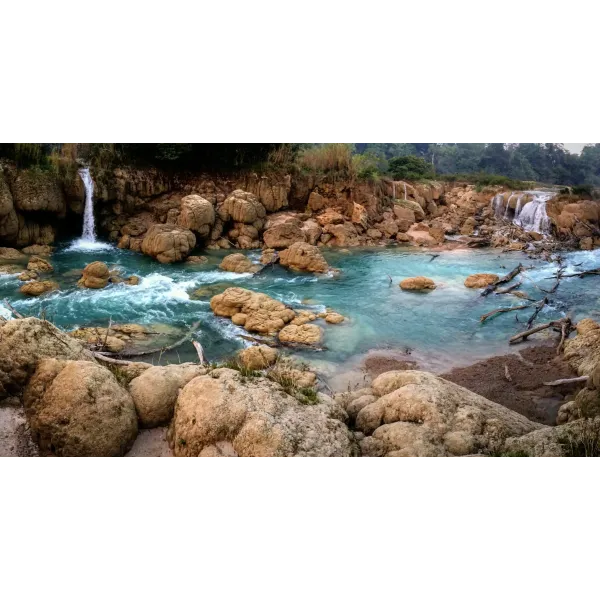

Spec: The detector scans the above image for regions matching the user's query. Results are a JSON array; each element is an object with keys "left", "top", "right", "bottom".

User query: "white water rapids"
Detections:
[{"left": 491, "top": 190, "right": 554, "bottom": 234}]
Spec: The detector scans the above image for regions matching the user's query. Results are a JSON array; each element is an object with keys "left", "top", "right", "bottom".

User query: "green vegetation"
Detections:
[
  {"left": 558, "top": 418, "right": 600, "bottom": 457},
  {"left": 388, "top": 156, "right": 434, "bottom": 180}
]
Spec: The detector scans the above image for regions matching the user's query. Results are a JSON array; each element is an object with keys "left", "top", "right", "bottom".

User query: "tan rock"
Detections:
[
  {"left": 177, "top": 194, "right": 215, "bottom": 236},
  {"left": 24, "top": 359, "right": 138, "bottom": 456},
  {"left": 219, "top": 189, "right": 266, "bottom": 224},
  {"left": 26, "top": 255, "right": 53, "bottom": 273},
  {"left": 406, "top": 223, "right": 437, "bottom": 246},
  {"left": 399, "top": 276, "right": 436, "bottom": 291},
  {"left": 20, "top": 244, "right": 53, "bottom": 256},
  {"left": 129, "top": 363, "right": 206, "bottom": 428},
  {"left": 325, "top": 312, "right": 345, "bottom": 324},
  {"left": 291, "top": 310, "right": 317, "bottom": 326},
  {"left": 260, "top": 248, "right": 277, "bottom": 264},
  {"left": 141, "top": 224, "right": 196, "bottom": 263},
  {"left": 239, "top": 345, "right": 278, "bottom": 370},
  {"left": 308, "top": 191, "right": 326, "bottom": 212},
  {"left": 0, "top": 247, "right": 25, "bottom": 260},
  {"left": 323, "top": 222, "right": 360, "bottom": 247},
  {"left": 279, "top": 323, "right": 323, "bottom": 345},
  {"left": 17, "top": 270, "right": 38, "bottom": 281},
  {"left": 351, "top": 203, "right": 368, "bottom": 230},
  {"left": 0, "top": 318, "right": 92, "bottom": 399},
  {"left": 186, "top": 255, "right": 208, "bottom": 264},
  {"left": 279, "top": 242, "right": 329, "bottom": 273},
  {"left": 219, "top": 253, "right": 260, "bottom": 273},
  {"left": 263, "top": 219, "right": 305, "bottom": 249},
  {"left": 169, "top": 368, "right": 356, "bottom": 456},
  {"left": 125, "top": 275, "right": 140, "bottom": 285},
  {"left": 12, "top": 170, "right": 65, "bottom": 214},
  {"left": 19, "top": 280, "right": 59, "bottom": 296},
  {"left": 464, "top": 273, "right": 499, "bottom": 288},
  {"left": 78, "top": 261, "right": 110, "bottom": 289}
]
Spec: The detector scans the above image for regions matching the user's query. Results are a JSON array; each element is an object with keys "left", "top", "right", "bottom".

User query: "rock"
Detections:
[
  {"left": 579, "top": 237, "right": 593, "bottom": 250},
  {"left": 367, "top": 228, "right": 383, "bottom": 240},
  {"left": 263, "top": 219, "right": 306, "bottom": 249},
  {"left": 308, "top": 191, "right": 326, "bottom": 212},
  {"left": 210, "top": 287, "right": 295, "bottom": 334},
  {"left": 324, "top": 312, "right": 345, "bottom": 324},
  {"left": 78, "top": 261, "right": 110, "bottom": 289},
  {"left": 323, "top": 222, "right": 360, "bottom": 247},
  {"left": 239, "top": 345, "right": 278, "bottom": 370},
  {"left": 393, "top": 198, "right": 425, "bottom": 221},
  {"left": 301, "top": 219, "right": 322, "bottom": 245},
  {"left": 24, "top": 359, "right": 138, "bottom": 456},
  {"left": 19, "top": 280, "right": 59, "bottom": 296},
  {"left": 129, "top": 363, "right": 206, "bottom": 428},
  {"left": 26, "top": 255, "right": 53, "bottom": 273},
  {"left": 399, "top": 276, "right": 436, "bottom": 291},
  {"left": 464, "top": 273, "right": 499, "bottom": 288},
  {"left": 271, "top": 364, "right": 317, "bottom": 389},
  {"left": 460, "top": 217, "right": 477, "bottom": 236},
  {"left": 396, "top": 232, "right": 411, "bottom": 243},
  {"left": 219, "top": 190, "right": 266, "bottom": 224},
  {"left": 0, "top": 318, "right": 92, "bottom": 399},
  {"left": 291, "top": 310, "right": 318, "bottom": 325},
  {"left": 278, "top": 323, "right": 323, "bottom": 345},
  {"left": 177, "top": 194, "right": 215, "bottom": 236},
  {"left": 563, "top": 319, "right": 600, "bottom": 377},
  {"left": 351, "top": 203, "right": 368, "bottom": 230},
  {"left": 279, "top": 242, "right": 329, "bottom": 273},
  {"left": 12, "top": 170, "right": 65, "bottom": 214},
  {"left": 219, "top": 253, "right": 260, "bottom": 273},
  {"left": 186, "top": 255, "right": 208, "bottom": 264},
  {"left": 125, "top": 275, "right": 140, "bottom": 285},
  {"left": 17, "top": 270, "right": 38, "bottom": 281},
  {"left": 0, "top": 247, "right": 25, "bottom": 260},
  {"left": 357, "top": 370, "right": 543, "bottom": 456},
  {"left": 20, "top": 244, "right": 53, "bottom": 256},
  {"left": 169, "top": 368, "right": 357, "bottom": 456},
  {"left": 260, "top": 248, "right": 277, "bottom": 264},
  {"left": 393, "top": 205, "right": 416, "bottom": 232},
  {"left": 0, "top": 403, "right": 39, "bottom": 457},
  {"left": 406, "top": 223, "right": 437, "bottom": 246},
  {"left": 0, "top": 264, "right": 22, "bottom": 275},
  {"left": 141, "top": 224, "right": 196, "bottom": 263},
  {"left": 126, "top": 427, "right": 172, "bottom": 457}
]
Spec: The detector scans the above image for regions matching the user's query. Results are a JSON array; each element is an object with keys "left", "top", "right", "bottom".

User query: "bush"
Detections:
[
  {"left": 388, "top": 156, "right": 434, "bottom": 180},
  {"left": 437, "top": 172, "right": 529, "bottom": 190},
  {"left": 297, "top": 144, "right": 355, "bottom": 177}
]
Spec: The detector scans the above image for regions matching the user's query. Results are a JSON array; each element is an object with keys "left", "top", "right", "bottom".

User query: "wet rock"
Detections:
[
  {"left": 141, "top": 224, "right": 196, "bottom": 263},
  {"left": 0, "top": 264, "right": 23, "bottom": 275},
  {"left": 279, "top": 323, "right": 323, "bottom": 345},
  {"left": 238, "top": 345, "right": 278, "bottom": 370},
  {"left": 17, "top": 270, "right": 38, "bottom": 281},
  {"left": 399, "top": 276, "right": 436, "bottom": 291},
  {"left": 0, "top": 247, "right": 25, "bottom": 260},
  {"left": 219, "top": 253, "right": 260, "bottom": 273},
  {"left": 260, "top": 248, "right": 277, "bottom": 264},
  {"left": 324, "top": 311, "right": 345, "bottom": 324},
  {"left": 24, "top": 359, "right": 138, "bottom": 456},
  {"left": 125, "top": 275, "right": 140, "bottom": 285},
  {"left": 129, "top": 363, "right": 206, "bottom": 428},
  {"left": 464, "top": 273, "right": 499, "bottom": 288},
  {"left": 19, "top": 280, "right": 59, "bottom": 296},
  {"left": 78, "top": 261, "right": 110, "bottom": 289},
  {"left": 26, "top": 255, "right": 53, "bottom": 273},
  {"left": 169, "top": 368, "right": 356, "bottom": 456},
  {"left": 279, "top": 242, "right": 329, "bottom": 273},
  {"left": 291, "top": 310, "right": 318, "bottom": 326},
  {"left": 186, "top": 255, "right": 208, "bottom": 264},
  {"left": 21, "top": 244, "right": 53, "bottom": 256}
]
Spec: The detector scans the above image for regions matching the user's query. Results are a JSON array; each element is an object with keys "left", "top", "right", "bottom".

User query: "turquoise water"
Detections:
[{"left": 1, "top": 242, "right": 599, "bottom": 374}]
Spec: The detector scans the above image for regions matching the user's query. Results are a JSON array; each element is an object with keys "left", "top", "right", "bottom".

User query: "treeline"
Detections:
[{"left": 355, "top": 143, "right": 600, "bottom": 187}]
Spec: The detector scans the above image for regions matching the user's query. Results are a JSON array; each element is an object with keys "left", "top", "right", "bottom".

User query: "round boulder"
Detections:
[
  {"left": 219, "top": 253, "right": 260, "bottom": 274},
  {"left": 279, "top": 242, "right": 329, "bottom": 273},
  {"left": 279, "top": 323, "right": 323, "bottom": 345},
  {"left": 78, "top": 261, "right": 110, "bottom": 289},
  {"left": 141, "top": 224, "right": 196, "bottom": 263},
  {"left": 238, "top": 345, "right": 278, "bottom": 370},
  {"left": 464, "top": 273, "right": 499, "bottom": 288},
  {"left": 19, "top": 280, "right": 59, "bottom": 296},
  {"left": 399, "top": 276, "right": 436, "bottom": 291},
  {"left": 177, "top": 194, "right": 215, "bottom": 236}
]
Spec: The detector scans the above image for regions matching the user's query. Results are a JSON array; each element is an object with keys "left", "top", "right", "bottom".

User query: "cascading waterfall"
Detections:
[
  {"left": 489, "top": 190, "right": 554, "bottom": 234},
  {"left": 79, "top": 167, "right": 96, "bottom": 242},
  {"left": 67, "top": 167, "right": 111, "bottom": 251}
]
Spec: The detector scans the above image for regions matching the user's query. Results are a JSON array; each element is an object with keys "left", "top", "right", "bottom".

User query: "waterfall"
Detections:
[
  {"left": 403, "top": 182, "right": 407, "bottom": 202},
  {"left": 490, "top": 190, "right": 554, "bottom": 234},
  {"left": 66, "top": 167, "right": 111, "bottom": 251},
  {"left": 392, "top": 181, "right": 396, "bottom": 200},
  {"left": 79, "top": 167, "right": 96, "bottom": 242}
]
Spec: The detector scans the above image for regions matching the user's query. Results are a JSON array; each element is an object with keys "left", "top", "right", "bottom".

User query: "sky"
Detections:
[{"left": 564, "top": 143, "right": 591, "bottom": 154}]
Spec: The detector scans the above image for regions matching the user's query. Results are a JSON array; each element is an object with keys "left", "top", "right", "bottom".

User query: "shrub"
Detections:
[
  {"left": 297, "top": 144, "right": 355, "bottom": 177},
  {"left": 388, "top": 155, "right": 434, "bottom": 180},
  {"left": 558, "top": 418, "right": 600, "bottom": 457}
]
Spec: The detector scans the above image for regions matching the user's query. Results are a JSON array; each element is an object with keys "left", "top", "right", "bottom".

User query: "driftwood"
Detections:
[
  {"left": 481, "top": 263, "right": 523, "bottom": 296},
  {"left": 526, "top": 297, "right": 548, "bottom": 329},
  {"left": 495, "top": 282, "right": 521, "bottom": 295},
  {"left": 192, "top": 340, "right": 205, "bottom": 365},
  {"left": 99, "top": 321, "right": 201, "bottom": 358},
  {"left": 504, "top": 364, "right": 512, "bottom": 382},
  {"left": 543, "top": 376, "right": 589, "bottom": 387},
  {"left": 3, "top": 299, "right": 24, "bottom": 319},
  {"left": 508, "top": 318, "right": 573, "bottom": 352},
  {"left": 93, "top": 352, "right": 140, "bottom": 366},
  {"left": 480, "top": 302, "right": 533, "bottom": 323},
  {"left": 554, "top": 269, "right": 600, "bottom": 279}
]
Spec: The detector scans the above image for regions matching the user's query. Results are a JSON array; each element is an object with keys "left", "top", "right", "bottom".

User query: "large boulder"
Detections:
[
  {"left": 399, "top": 276, "right": 436, "bottom": 291},
  {"left": 23, "top": 359, "right": 138, "bottom": 456},
  {"left": 19, "top": 280, "right": 59, "bottom": 296},
  {"left": 26, "top": 256, "right": 53, "bottom": 273},
  {"left": 263, "top": 218, "right": 306, "bottom": 249},
  {"left": 177, "top": 194, "right": 215, "bottom": 236},
  {"left": 219, "top": 190, "right": 266, "bottom": 224},
  {"left": 11, "top": 169, "right": 66, "bottom": 214},
  {"left": 141, "top": 224, "right": 196, "bottom": 263},
  {"left": 169, "top": 368, "right": 357, "bottom": 456},
  {"left": 210, "top": 287, "right": 295, "bottom": 334},
  {"left": 355, "top": 370, "right": 543, "bottom": 456},
  {"left": 0, "top": 247, "right": 24, "bottom": 260},
  {"left": 464, "top": 273, "right": 499, "bottom": 288},
  {"left": 129, "top": 364, "right": 206, "bottom": 428},
  {"left": 219, "top": 253, "right": 260, "bottom": 274},
  {"left": 279, "top": 242, "right": 329, "bottom": 273},
  {"left": 78, "top": 261, "right": 109, "bottom": 289},
  {"left": 563, "top": 319, "right": 600, "bottom": 377},
  {"left": 323, "top": 222, "right": 361, "bottom": 247},
  {"left": 238, "top": 345, "right": 278, "bottom": 370},
  {"left": 0, "top": 318, "right": 92, "bottom": 399},
  {"left": 279, "top": 323, "right": 323, "bottom": 345}
]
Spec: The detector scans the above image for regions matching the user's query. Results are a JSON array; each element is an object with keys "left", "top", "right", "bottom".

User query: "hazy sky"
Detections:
[{"left": 564, "top": 143, "right": 591, "bottom": 154}]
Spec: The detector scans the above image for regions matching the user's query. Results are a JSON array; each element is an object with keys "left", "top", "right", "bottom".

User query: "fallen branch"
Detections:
[
  {"left": 495, "top": 282, "right": 521, "bottom": 295},
  {"left": 3, "top": 299, "right": 24, "bottom": 319},
  {"left": 480, "top": 302, "right": 533, "bottom": 323},
  {"left": 508, "top": 318, "right": 571, "bottom": 346},
  {"left": 253, "top": 252, "right": 280, "bottom": 276},
  {"left": 481, "top": 263, "right": 523, "bottom": 296},
  {"left": 526, "top": 297, "right": 548, "bottom": 329},
  {"left": 543, "top": 375, "right": 589, "bottom": 387},
  {"left": 555, "top": 269, "right": 600, "bottom": 279},
  {"left": 92, "top": 352, "right": 140, "bottom": 366},
  {"left": 192, "top": 340, "right": 205, "bottom": 365}
]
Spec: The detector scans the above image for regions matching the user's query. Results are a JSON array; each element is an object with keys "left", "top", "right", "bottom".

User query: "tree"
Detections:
[{"left": 388, "top": 155, "right": 434, "bottom": 180}]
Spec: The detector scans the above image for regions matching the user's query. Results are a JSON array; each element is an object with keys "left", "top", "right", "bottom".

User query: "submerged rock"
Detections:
[
  {"left": 19, "top": 280, "right": 59, "bottom": 296},
  {"left": 399, "top": 276, "right": 436, "bottom": 291},
  {"left": 17, "top": 270, "right": 38, "bottom": 281},
  {"left": 186, "top": 255, "right": 208, "bottom": 265},
  {"left": 24, "top": 359, "right": 138, "bottom": 456},
  {"left": 219, "top": 253, "right": 260, "bottom": 274},
  {"left": 464, "top": 273, "right": 499, "bottom": 288},
  {"left": 169, "top": 368, "right": 357, "bottom": 457}
]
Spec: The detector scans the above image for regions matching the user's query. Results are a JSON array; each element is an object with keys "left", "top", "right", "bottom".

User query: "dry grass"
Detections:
[{"left": 297, "top": 144, "right": 355, "bottom": 178}]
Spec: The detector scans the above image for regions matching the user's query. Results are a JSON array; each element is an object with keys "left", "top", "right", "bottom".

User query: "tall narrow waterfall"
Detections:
[
  {"left": 79, "top": 167, "right": 96, "bottom": 242},
  {"left": 490, "top": 190, "right": 554, "bottom": 234}
]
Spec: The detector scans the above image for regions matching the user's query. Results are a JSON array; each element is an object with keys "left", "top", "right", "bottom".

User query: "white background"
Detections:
[{"left": 2, "top": 1, "right": 600, "bottom": 599}]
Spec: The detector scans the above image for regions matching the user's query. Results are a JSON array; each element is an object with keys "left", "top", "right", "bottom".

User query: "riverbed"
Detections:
[{"left": 1, "top": 242, "right": 599, "bottom": 382}]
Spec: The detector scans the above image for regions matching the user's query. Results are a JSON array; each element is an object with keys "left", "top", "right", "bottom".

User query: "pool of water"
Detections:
[{"left": 1, "top": 242, "right": 599, "bottom": 375}]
